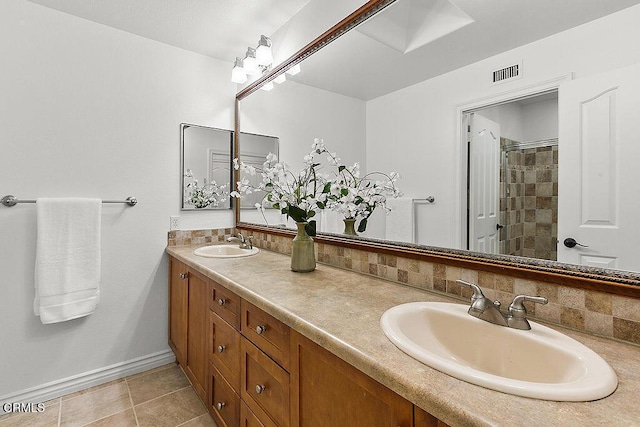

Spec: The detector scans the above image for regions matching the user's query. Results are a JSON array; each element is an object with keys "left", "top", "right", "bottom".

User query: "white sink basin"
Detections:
[
  {"left": 381, "top": 302, "right": 617, "bottom": 401},
  {"left": 193, "top": 245, "right": 259, "bottom": 258}
]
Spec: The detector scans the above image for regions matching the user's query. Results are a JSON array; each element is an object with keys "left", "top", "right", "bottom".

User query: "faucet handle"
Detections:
[
  {"left": 508, "top": 295, "right": 548, "bottom": 318},
  {"left": 456, "top": 280, "right": 485, "bottom": 303},
  {"left": 246, "top": 235, "right": 254, "bottom": 249}
]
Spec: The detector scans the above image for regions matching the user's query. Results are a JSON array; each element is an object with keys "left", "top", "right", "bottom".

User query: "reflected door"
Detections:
[
  {"left": 558, "top": 62, "right": 640, "bottom": 270},
  {"left": 469, "top": 113, "right": 500, "bottom": 254}
]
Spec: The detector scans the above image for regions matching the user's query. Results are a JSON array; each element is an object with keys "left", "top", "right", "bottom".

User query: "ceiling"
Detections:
[
  {"left": 25, "top": 0, "right": 310, "bottom": 63},
  {"left": 290, "top": 0, "right": 640, "bottom": 100},
  {"left": 26, "top": 0, "right": 640, "bottom": 100}
]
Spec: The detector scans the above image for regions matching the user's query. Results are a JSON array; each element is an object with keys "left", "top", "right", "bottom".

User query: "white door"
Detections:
[
  {"left": 469, "top": 113, "right": 500, "bottom": 254},
  {"left": 558, "top": 62, "right": 640, "bottom": 271}
]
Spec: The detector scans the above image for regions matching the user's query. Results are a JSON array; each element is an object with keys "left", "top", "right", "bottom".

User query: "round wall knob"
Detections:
[
  {"left": 217, "top": 345, "right": 226, "bottom": 353},
  {"left": 216, "top": 402, "right": 225, "bottom": 410},
  {"left": 255, "top": 384, "right": 266, "bottom": 394},
  {"left": 255, "top": 325, "right": 266, "bottom": 335},
  {"left": 217, "top": 298, "right": 226, "bottom": 306}
]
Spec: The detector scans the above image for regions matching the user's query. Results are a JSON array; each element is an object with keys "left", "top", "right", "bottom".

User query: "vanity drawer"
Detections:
[
  {"left": 241, "top": 300, "right": 290, "bottom": 371},
  {"left": 241, "top": 338, "right": 290, "bottom": 427},
  {"left": 210, "top": 280, "right": 241, "bottom": 330},
  {"left": 240, "top": 401, "right": 277, "bottom": 427},
  {"left": 210, "top": 362, "right": 240, "bottom": 427},
  {"left": 210, "top": 310, "right": 241, "bottom": 391}
]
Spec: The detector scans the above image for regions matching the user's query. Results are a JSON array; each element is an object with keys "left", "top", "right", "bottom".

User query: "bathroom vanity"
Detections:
[{"left": 167, "top": 245, "right": 640, "bottom": 426}]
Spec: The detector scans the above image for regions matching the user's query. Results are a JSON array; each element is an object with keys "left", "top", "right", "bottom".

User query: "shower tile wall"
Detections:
[{"left": 500, "top": 138, "right": 558, "bottom": 261}]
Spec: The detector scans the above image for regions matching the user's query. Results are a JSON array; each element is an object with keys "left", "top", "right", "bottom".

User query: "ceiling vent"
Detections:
[{"left": 491, "top": 62, "right": 522, "bottom": 85}]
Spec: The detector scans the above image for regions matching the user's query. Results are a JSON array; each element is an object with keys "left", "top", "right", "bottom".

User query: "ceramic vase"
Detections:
[
  {"left": 343, "top": 218, "right": 358, "bottom": 236},
  {"left": 291, "top": 222, "right": 316, "bottom": 272}
]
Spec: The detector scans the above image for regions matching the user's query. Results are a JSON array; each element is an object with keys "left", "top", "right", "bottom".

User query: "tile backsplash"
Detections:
[{"left": 170, "top": 228, "right": 640, "bottom": 347}]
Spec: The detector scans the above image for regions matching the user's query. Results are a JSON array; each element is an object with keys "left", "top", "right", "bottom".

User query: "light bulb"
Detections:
[
  {"left": 243, "top": 48, "right": 259, "bottom": 75},
  {"left": 255, "top": 35, "right": 273, "bottom": 66},
  {"left": 231, "top": 57, "right": 247, "bottom": 84}
]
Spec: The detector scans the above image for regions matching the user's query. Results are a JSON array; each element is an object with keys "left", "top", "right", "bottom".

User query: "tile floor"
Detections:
[{"left": 0, "top": 364, "right": 217, "bottom": 427}]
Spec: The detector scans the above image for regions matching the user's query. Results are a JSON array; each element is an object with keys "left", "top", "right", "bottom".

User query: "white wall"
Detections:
[
  {"left": 366, "top": 4, "right": 640, "bottom": 249},
  {"left": 239, "top": 80, "right": 366, "bottom": 229},
  {"left": 0, "top": 0, "right": 235, "bottom": 399},
  {"left": 522, "top": 98, "right": 558, "bottom": 142}
]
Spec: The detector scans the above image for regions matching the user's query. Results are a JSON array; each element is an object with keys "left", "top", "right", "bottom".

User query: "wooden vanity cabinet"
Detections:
[{"left": 168, "top": 255, "right": 448, "bottom": 427}]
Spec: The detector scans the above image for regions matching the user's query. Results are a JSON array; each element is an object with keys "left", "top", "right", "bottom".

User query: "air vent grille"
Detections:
[{"left": 492, "top": 63, "right": 521, "bottom": 84}]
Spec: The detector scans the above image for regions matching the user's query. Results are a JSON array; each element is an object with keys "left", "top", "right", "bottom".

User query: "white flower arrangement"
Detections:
[
  {"left": 184, "top": 169, "right": 229, "bottom": 209},
  {"left": 231, "top": 138, "right": 402, "bottom": 234},
  {"left": 231, "top": 144, "right": 327, "bottom": 235},
  {"left": 317, "top": 140, "right": 402, "bottom": 232}
]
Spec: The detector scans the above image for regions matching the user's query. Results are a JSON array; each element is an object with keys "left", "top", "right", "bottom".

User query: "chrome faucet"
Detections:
[
  {"left": 226, "top": 233, "right": 253, "bottom": 249},
  {"left": 456, "top": 280, "right": 548, "bottom": 330}
]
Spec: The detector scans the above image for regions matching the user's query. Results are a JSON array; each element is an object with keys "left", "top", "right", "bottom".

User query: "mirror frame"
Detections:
[{"left": 234, "top": 0, "right": 640, "bottom": 297}]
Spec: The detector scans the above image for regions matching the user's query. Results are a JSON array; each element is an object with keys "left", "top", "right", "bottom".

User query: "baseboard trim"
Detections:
[{"left": 0, "top": 349, "right": 176, "bottom": 409}]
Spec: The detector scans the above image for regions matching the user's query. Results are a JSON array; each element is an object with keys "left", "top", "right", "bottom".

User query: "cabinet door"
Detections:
[
  {"left": 290, "top": 331, "right": 413, "bottom": 427},
  {"left": 185, "top": 269, "right": 209, "bottom": 403},
  {"left": 210, "top": 362, "right": 240, "bottom": 427},
  {"left": 169, "top": 257, "right": 188, "bottom": 366}
]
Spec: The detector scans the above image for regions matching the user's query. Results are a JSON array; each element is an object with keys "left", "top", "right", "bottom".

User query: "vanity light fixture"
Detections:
[
  {"left": 255, "top": 35, "right": 273, "bottom": 66},
  {"left": 231, "top": 35, "right": 274, "bottom": 84},
  {"left": 274, "top": 73, "right": 286, "bottom": 84},
  {"left": 231, "top": 57, "right": 247, "bottom": 84},
  {"left": 261, "top": 82, "right": 275, "bottom": 91}
]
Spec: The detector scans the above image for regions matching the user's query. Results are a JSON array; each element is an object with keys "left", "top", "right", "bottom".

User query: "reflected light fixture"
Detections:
[
  {"left": 231, "top": 57, "right": 247, "bottom": 84},
  {"left": 286, "top": 63, "right": 301, "bottom": 76}
]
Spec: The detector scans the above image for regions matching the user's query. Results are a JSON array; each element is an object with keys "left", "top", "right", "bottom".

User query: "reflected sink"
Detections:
[
  {"left": 193, "top": 245, "right": 259, "bottom": 258},
  {"left": 381, "top": 302, "right": 617, "bottom": 401}
]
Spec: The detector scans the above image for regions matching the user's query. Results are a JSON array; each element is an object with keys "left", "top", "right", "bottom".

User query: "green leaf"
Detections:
[
  {"left": 357, "top": 218, "right": 368, "bottom": 233},
  {"left": 308, "top": 210, "right": 316, "bottom": 218},
  {"left": 265, "top": 182, "right": 274, "bottom": 189},
  {"left": 305, "top": 220, "right": 317, "bottom": 237},
  {"left": 288, "top": 205, "right": 307, "bottom": 223},
  {"left": 341, "top": 188, "right": 349, "bottom": 196},
  {"left": 316, "top": 201, "right": 325, "bottom": 209},
  {"left": 323, "top": 182, "right": 332, "bottom": 193},
  {"left": 272, "top": 203, "right": 280, "bottom": 209},
  {"left": 338, "top": 165, "right": 346, "bottom": 172}
]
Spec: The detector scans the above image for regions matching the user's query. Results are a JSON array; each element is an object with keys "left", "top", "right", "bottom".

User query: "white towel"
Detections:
[
  {"left": 34, "top": 198, "right": 101, "bottom": 324},
  {"left": 385, "top": 198, "right": 414, "bottom": 243}
]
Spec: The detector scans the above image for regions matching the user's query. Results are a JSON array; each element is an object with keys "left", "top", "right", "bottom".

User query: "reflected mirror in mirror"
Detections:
[
  {"left": 237, "top": 0, "right": 640, "bottom": 274},
  {"left": 237, "top": 132, "right": 279, "bottom": 220},
  {"left": 180, "top": 123, "right": 232, "bottom": 210}
]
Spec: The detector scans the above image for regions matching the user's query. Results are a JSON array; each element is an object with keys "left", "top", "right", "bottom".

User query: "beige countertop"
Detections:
[{"left": 167, "top": 245, "right": 640, "bottom": 426}]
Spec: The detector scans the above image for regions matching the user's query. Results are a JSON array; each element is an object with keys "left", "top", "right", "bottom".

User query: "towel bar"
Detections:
[
  {"left": 1, "top": 195, "right": 138, "bottom": 207},
  {"left": 414, "top": 196, "right": 435, "bottom": 204}
]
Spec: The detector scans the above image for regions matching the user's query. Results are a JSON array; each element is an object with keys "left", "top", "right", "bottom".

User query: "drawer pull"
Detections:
[
  {"left": 217, "top": 298, "right": 226, "bottom": 306},
  {"left": 179, "top": 272, "right": 188, "bottom": 279},
  {"left": 255, "top": 384, "right": 266, "bottom": 394},
  {"left": 216, "top": 402, "right": 226, "bottom": 410},
  {"left": 217, "top": 345, "right": 226, "bottom": 353},
  {"left": 255, "top": 325, "right": 266, "bottom": 335}
]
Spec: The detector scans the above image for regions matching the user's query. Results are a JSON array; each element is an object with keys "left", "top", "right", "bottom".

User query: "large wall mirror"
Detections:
[{"left": 235, "top": 0, "right": 640, "bottom": 291}]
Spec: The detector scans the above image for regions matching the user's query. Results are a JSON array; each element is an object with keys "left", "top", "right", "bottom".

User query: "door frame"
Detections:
[{"left": 454, "top": 74, "right": 572, "bottom": 250}]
